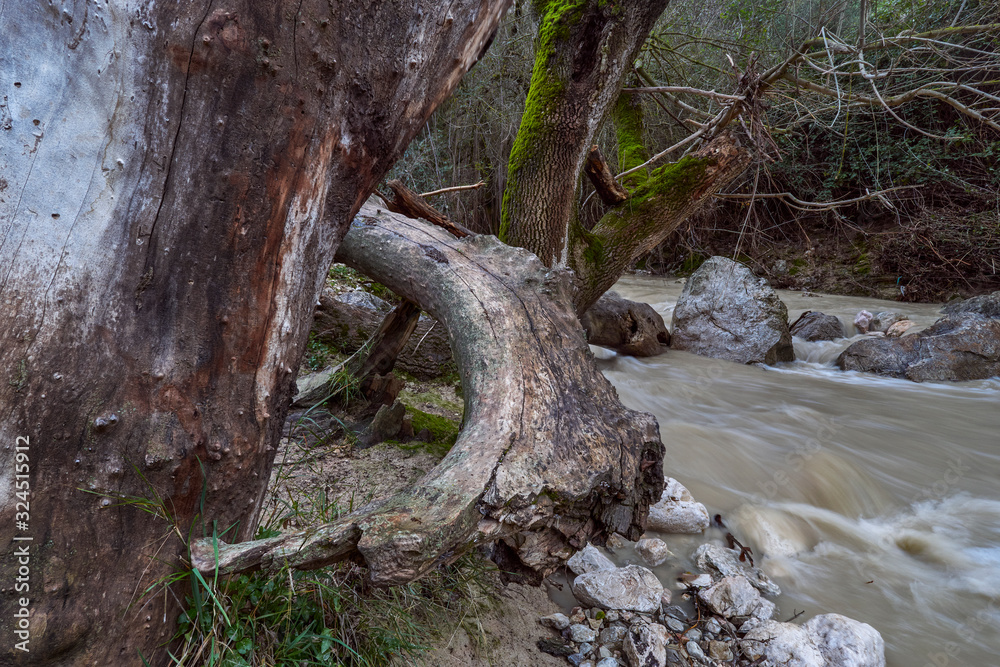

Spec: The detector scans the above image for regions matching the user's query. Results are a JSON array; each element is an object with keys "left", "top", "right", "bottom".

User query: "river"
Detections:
[{"left": 599, "top": 276, "right": 1000, "bottom": 666}]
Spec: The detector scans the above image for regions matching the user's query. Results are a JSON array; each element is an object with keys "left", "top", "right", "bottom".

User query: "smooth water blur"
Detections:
[{"left": 603, "top": 276, "right": 1000, "bottom": 667}]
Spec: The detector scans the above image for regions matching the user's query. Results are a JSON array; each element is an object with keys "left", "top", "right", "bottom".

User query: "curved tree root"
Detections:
[{"left": 192, "top": 204, "right": 664, "bottom": 585}]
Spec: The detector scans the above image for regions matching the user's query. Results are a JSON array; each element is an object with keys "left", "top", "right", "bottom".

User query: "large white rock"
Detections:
[
  {"left": 697, "top": 575, "right": 775, "bottom": 620},
  {"left": 572, "top": 565, "right": 664, "bottom": 613},
  {"left": 740, "top": 615, "right": 886, "bottom": 667},
  {"left": 741, "top": 620, "right": 825, "bottom": 667},
  {"left": 567, "top": 544, "right": 617, "bottom": 575},
  {"left": 623, "top": 621, "right": 668, "bottom": 667},
  {"left": 694, "top": 543, "right": 781, "bottom": 597},
  {"left": 670, "top": 256, "right": 794, "bottom": 365},
  {"left": 804, "top": 614, "right": 886, "bottom": 667},
  {"left": 646, "top": 478, "right": 710, "bottom": 534}
]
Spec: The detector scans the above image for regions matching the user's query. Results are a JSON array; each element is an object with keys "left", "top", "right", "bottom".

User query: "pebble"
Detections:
[
  {"left": 569, "top": 624, "right": 597, "bottom": 643},
  {"left": 595, "top": 658, "right": 618, "bottom": 667},
  {"left": 684, "top": 628, "right": 702, "bottom": 642},
  {"left": 704, "top": 618, "right": 721, "bottom": 635},
  {"left": 665, "top": 617, "right": 686, "bottom": 633},
  {"left": 686, "top": 639, "right": 706, "bottom": 662},
  {"left": 540, "top": 612, "right": 570, "bottom": 630},
  {"left": 599, "top": 624, "right": 627, "bottom": 644},
  {"left": 708, "top": 639, "right": 734, "bottom": 661}
]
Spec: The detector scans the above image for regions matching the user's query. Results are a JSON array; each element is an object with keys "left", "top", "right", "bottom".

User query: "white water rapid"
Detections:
[{"left": 600, "top": 276, "right": 1000, "bottom": 667}]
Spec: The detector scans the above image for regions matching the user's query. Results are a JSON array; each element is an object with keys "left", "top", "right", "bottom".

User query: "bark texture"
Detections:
[
  {"left": 0, "top": 2, "right": 509, "bottom": 664},
  {"left": 570, "top": 132, "right": 751, "bottom": 313},
  {"left": 499, "top": 0, "right": 670, "bottom": 266},
  {"left": 191, "top": 204, "right": 665, "bottom": 585}
]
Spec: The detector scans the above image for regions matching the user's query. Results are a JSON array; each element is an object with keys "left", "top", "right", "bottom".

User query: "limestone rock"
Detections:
[
  {"left": 885, "top": 319, "right": 915, "bottom": 337},
  {"left": 636, "top": 537, "right": 674, "bottom": 567},
  {"left": 804, "top": 613, "right": 886, "bottom": 667},
  {"left": 693, "top": 543, "right": 781, "bottom": 597},
  {"left": 790, "top": 311, "right": 845, "bottom": 341},
  {"left": 568, "top": 544, "right": 618, "bottom": 575},
  {"left": 741, "top": 620, "right": 825, "bottom": 667},
  {"left": 941, "top": 290, "right": 1000, "bottom": 318},
  {"left": 581, "top": 292, "right": 671, "bottom": 357},
  {"left": 623, "top": 621, "right": 668, "bottom": 667},
  {"left": 569, "top": 623, "right": 598, "bottom": 643},
  {"left": 854, "top": 310, "right": 874, "bottom": 334},
  {"left": 539, "top": 612, "right": 570, "bottom": 631},
  {"left": 572, "top": 565, "right": 664, "bottom": 613},
  {"left": 869, "top": 311, "right": 907, "bottom": 333},
  {"left": 670, "top": 256, "right": 794, "bottom": 365},
  {"left": 697, "top": 575, "right": 775, "bottom": 620},
  {"left": 647, "top": 478, "right": 710, "bottom": 534},
  {"left": 837, "top": 313, "right": 1000, "bottom": 381}
]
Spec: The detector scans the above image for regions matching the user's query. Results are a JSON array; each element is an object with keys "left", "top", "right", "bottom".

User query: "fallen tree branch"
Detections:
[
  {"left": 420, "top": 181, "right": 485, "bottom": 197},
  {"left": 385, "top": 179, "right": 472, "bottom": 238},
  {"left": 192, "top": 205, "right": 664, "bottom": 584},
  {"left": 714, "top": 185, "right": 923, "bottom": 210}
]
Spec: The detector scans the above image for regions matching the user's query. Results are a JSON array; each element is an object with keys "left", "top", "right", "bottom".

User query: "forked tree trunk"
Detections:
[
  {"left": 190, "top": 204, "right": 665, "bottom": 584},
  {"left": 0, "top": 2, "right": 509, "bottom": 664},
  {"left": 499, "top": 0, "right": 670, "bottom": 266}
]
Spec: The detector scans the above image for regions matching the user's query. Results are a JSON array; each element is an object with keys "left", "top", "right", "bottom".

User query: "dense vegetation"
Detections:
[{"left": 388, "top": 0, "right": 999, "bottom": 301}]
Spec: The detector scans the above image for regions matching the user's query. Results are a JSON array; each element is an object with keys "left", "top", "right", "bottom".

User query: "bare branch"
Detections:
[{"left": 420, "top": 181, "right": 485, "bottom": 197}]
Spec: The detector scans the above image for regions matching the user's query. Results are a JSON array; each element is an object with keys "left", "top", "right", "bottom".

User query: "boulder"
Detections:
[
  {"left": 804, "top": 613, "right": 886, "bottom": 667},
  {"left": 572, "top": 565, "right": 664, "bottom": 613},
  {"left": 357, "top": 400, "right": 406, "bottom": 448},
  {"left": 568, "top": 544, "right": 618, "bottom": 575},
  {"left": 670, "top": 256, "right": 794, "bottom": 365},
  {"left": 885, "top": 319, "right": 916, "bottom": 337},
  {"left": 837, "top": 313, "right": 1000, "bottom": 382},
  {"left": 741, "top": 620, "right": 825, "bottom": 667},
  {"left": 580, "top": 292, "right": 671, "bottom": 356},
  {"left": 693, "top": 543, "right": 781, "bottom": 597},
  {"left": 941, "top": 290, "right": 1000, "bottom": 318},
  {"left": 697, "top": 575, "right": 775, "bottom": 620},
  {"left": 790, "top": 311, "right": 845, "bottom": 341},
  {"left": 623, "top": 621, "right": 668, "bottom": 667},
  {"left": 741, "top": 615, "right": 885, "bottom": 667},
  {"left": 292, "top": 365, "right": 342, "bottom": 407},
  {"left": 312, "top": 286, "right": 454, "bottom": 379},
  {"left": 646, "top": 478, "right": 710, "bottom": 534},
  {"left": 635, "top": 537, "right": 673, "bottom": 567},
  {"left": 869, "top": 311, "right": 907, "bottom": 333}
]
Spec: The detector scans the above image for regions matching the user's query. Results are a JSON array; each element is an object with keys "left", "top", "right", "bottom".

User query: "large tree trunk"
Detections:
[
  {"left": 0, "top": 2, "right": 509, "bottom": 664},
  {"left": 498, "top": 0, "right": 670, "bottom": 266},
  {"left": 190, "top": 203, "right": 665, "bottom": 584}
]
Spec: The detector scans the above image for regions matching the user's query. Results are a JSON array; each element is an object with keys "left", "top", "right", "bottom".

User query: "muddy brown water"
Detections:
[{"left": 586, "top": 276, "right": 1000, "bottom": 666}]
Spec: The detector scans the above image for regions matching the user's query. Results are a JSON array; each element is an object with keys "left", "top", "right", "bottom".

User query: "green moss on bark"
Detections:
[
  {"left": 613, "top": 94, "right": 648, "bottom": 190},
  {"left": 625, "top": 155, "right": 713, "bottom": 217},
  {"left": 499, "top": 0, "right": 589, "bottom": 242}
]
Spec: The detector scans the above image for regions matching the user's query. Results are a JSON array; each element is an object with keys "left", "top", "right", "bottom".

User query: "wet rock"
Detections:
[
  {"left": 636, "top": 537, "right": 674, "bottom": 567},
  {"left": 676, "top": 572, "right": 712, "bottom": 589},
  {"left": 670, "top": 256, "right": 794, "bottom": 365},
  {"left": 693, "top": 543, "right": 781, "bottom": 597},
  {"left": 659, "top": 590, "right": 672, "bottom": 610},
  {"left": 570, "top": 624, "right": 598, "bottom": 643},
  {"left": 790, "top": 311, "right": 845, "bottom": 341},
  {"left": 686, "top": 640, "right": 706, "bottom": 662},
  {"left": 599, "top": 623, "right": 628, "bottom": 645},
  {"left": 869, "top": 311, "right": 907, "bottom": 333},
  {"left": 885, "top": 319, "right": 916, "bottom": 337},
  {"left": 697, "top": 575, "right": 775, "bottom": 620},
  {"left": 664, "top": 617, "right": 686, "bottom": 633},
  {"left": 741, "top": 615, "right": 885, "bottom": 667},
  {"left": 539, "top": 612, "right": 570, "bottom": 631},
  {"left": 581, "top": 291, "right": 671, "bottom": 357},
  {"left": 804, "top": 613, "right": 886, "bottom": 667},
  {"left": 624, "top": 621, "right": 668, "bottom": 667},
  {"left": 941, "top": 290, "right": 1000, "bottom": 318},
  {"left": 741, "top": 620, "right": 825, "bottom": 666},
  {"left": 568, "top": 544, "right": 618, "bottom": 575},
  {"left": 595, "top": 657, "right": 619, "bottom": 667},
  {"left": 837, "top": 313, "right": 1000, "bottom": 381},
  {"left": 647, "top": 478, "right": 710, "bottom": 534},
  {"left": 572, "top": 565, "right": 664, "bottom": 613},
  {"left": 853, "top": 309, "right": 874, "bottom": 334}
]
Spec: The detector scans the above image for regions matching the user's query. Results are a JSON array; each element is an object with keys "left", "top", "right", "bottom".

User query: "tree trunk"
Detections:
[
  {"left": 0, "top": 2, "right": 509, "bottom": 664},
  {"left": 570, "top": 132, "right": 752, "bottom": 313},
  {"left": 190, "top": 203, "right": 665, "bottom": 584},
  {"left": 499, "top": 0, "right": 670, "bottom": 266}
]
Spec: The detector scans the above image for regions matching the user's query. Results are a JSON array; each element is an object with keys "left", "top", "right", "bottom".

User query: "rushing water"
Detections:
[{"left": 599, "top": 276, "right": 1000, "bottom": 667}]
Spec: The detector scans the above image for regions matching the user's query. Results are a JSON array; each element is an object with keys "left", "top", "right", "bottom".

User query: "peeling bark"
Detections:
[
  {"left": 0, "top": 2, "right": 510, "bottom": 664},
  {"left": 191, "top": 204, "right": 665, "bottom": 584}
]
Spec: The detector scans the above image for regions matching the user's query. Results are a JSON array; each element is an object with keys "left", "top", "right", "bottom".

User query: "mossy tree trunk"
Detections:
[
  {"left": 0, "top": 2, "right": 509, "bottom": 664},
  {"left": 498, "top": 0, "right": 670, "bottom": 266}
]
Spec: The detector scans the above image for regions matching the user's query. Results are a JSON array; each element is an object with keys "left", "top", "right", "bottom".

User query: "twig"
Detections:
[
  {"left": 420, "top": 181, "right": 485, "bottom": 197},
  {"left": 714, "top": 185, "right": 922, "bottom": 210}
]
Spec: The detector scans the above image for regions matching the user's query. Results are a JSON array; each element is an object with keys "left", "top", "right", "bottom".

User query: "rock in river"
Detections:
[
  {"left": 671, "top": 256, "right": 794, "bottom": 365},
  {"left": 790, "top": 311, "right": 845, "bottom": 341},
  {"left": 572, "top": 565, "right": 664, "bottom": 613},
  {"left": 646, "top": 478, "right": 710, "bottom": 534}
]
